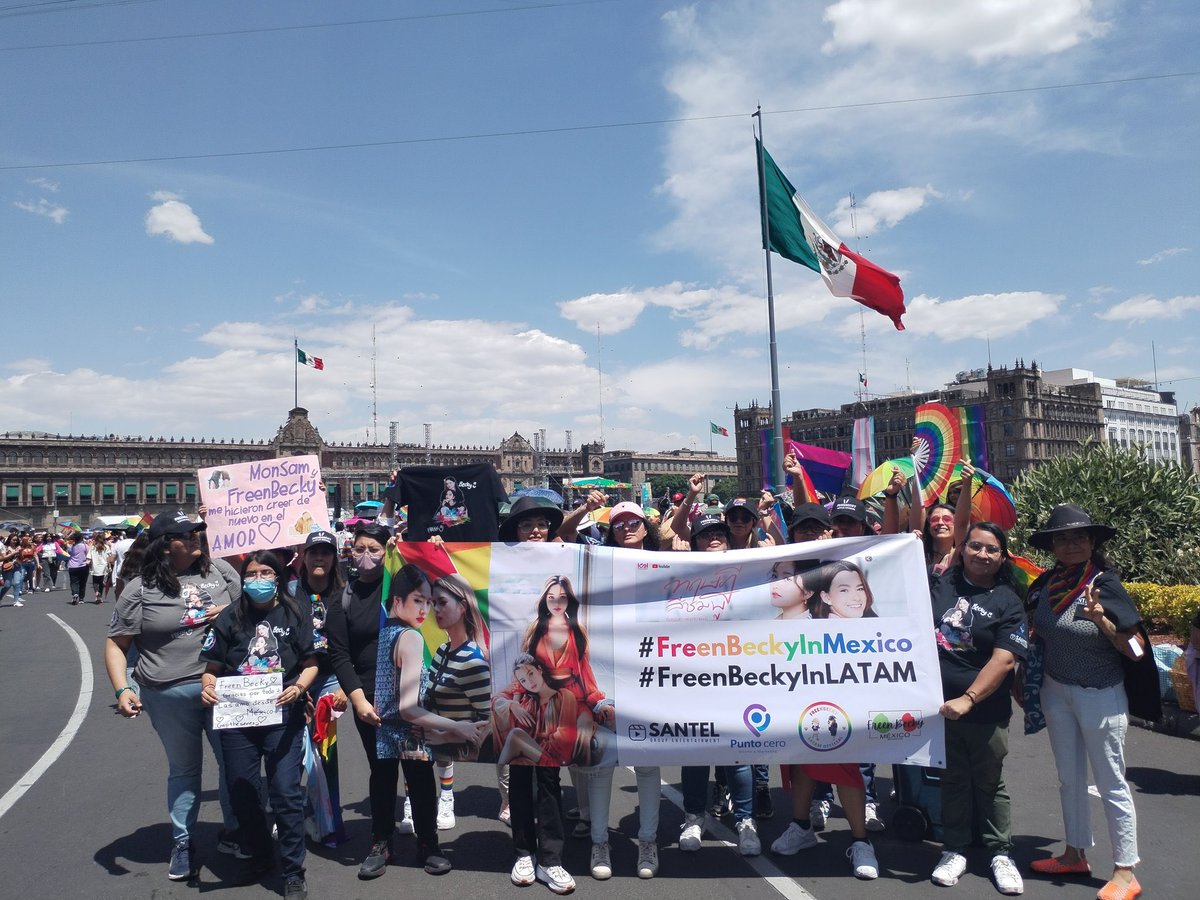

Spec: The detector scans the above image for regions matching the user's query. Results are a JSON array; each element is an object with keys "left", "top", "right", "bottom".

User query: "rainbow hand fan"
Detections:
[{"left": 912, "top": 403, "right": 962, "bottom": 507}]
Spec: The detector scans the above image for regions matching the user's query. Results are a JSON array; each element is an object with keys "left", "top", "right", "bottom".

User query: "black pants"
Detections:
[
  {"left": 510, "top": 765, "right": 564, "bottom": 865},
  {"left": 352, "top": 713, "right": 438, "bottom": 846},
  {"left": 222, "top": 706, "right": 307, "bottom": 877},
  {"left": 68, "top": 565, "right": 88, "bottom": 599}
]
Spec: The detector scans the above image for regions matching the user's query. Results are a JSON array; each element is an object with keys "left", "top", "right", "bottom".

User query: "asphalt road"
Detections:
[{"left": 1, "top": 588, "right": 1195, "bottom": 899}]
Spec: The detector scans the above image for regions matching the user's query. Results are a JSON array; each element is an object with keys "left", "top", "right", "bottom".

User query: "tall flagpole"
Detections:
[
  {"left": 753, "top": 107, "right": 787, "bottom": 493},
  {"left": 294, "top": 336, "right": 298, "bottom": 409}
]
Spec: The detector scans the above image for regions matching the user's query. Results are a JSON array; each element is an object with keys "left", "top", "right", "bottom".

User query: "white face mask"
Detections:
[{"left": 353, "top": 551, "right": 383, "bottom": 574}]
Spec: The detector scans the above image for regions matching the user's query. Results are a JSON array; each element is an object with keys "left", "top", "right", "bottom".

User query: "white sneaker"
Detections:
[
  {"left": 864, "top": 801, "right": 885, "bottom": 832},
  {"left": 771, "top": 821, "right": 819, "bottom": 855},
  {"left": 499, "top": 804, "right": 511, "bottom": 825},
  {"left": 810, "top": 799, "right": 830, "bottom": 831},
  {"left": 397, "top": 796, "right": 414, "bottom": 834},
  {"left": 736, "top": 817, "right": 761, "bottom": 856},
  {"left": 13, "top": 601, "right": 23, "bottom": 607},
  {"left": 437, "top": 793, "right": 455, "bottom": 830},
  {"left": 535, "top": 863, "right": 576, "bottom": 895},
  {"left": 991, "top": 854, "right": 1024, "bottom": 895},
  {"left": 848, "top": 840, "right": 879, "bottom": 880},
  {"left": 932, "top": 850, "right": 968, "bottom": 886},
  {"left": 511, "top": 854, "right": 536, "bottom": 886},
  {"left": 590, "top": 842, "right": 612, "bottom": 880},
  {"left": 679, "top": 813, "right": 704, "bottom": 851},
  {"left": 636, "top": 840, "right": 658, "bottom": 879}
]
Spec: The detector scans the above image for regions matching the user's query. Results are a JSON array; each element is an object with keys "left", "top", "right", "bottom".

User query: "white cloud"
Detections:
[
  {"left": 1099, "top": 338, "right": 1138, "bottom": 358},
  {"left": 145, "top": 192, "right": 214, "bottom": 244},
  {"left": 822, "top": 0, "right": 1111, "bottom": 63},
  {"left": 14, "top": 198, "right": 68, "bottom": 224},
  {"left": 558, "top": 279, "right": 833, "bottom": 349},
  {"left": 829, "top": 185, "right": 942, "bottom": 236},
  {"left": 840, "top": 291, "right": 1064, "bottom": 340},
  {"left": 29, "top": 177, "right": 59, "bottom": 192},
  {"left": 1137, "top": 247, "right": 1189, "bottom": 266},
  {"left": 1097, "top": 294, "right": 1200, "bottom": 322}
]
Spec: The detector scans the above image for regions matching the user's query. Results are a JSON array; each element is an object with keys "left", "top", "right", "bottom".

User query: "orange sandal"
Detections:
[
  {"left": 1097, "top": 875, "right": 1141, "bottom": 900},
  {"left": 1030, "top": 856, "right": 1092, "bottom": 876}
]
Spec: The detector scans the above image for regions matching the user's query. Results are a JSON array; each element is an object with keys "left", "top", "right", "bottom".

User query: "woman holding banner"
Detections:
[
  {"left": 677, "top": 512, "right": 764, "bottom": 860},
  {"left": 927, "top": 523, "right": 1026, "bottom": 895},
  {"left": 104, "top": 510, "right": 241, "bottom": 882},
  {"left": 584, "top": 502, "right": 663, "bottom": 880},
  {"left": 324, "top": 522, "right": 415, "bottom": 880},
  {"left": 200, "top": 550, "right": 318, "bottom": 898}
]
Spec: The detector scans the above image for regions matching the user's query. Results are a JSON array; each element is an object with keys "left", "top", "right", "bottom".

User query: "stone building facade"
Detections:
[{"left": 734, "top": 362, "right": 1109, "bottom": 495}]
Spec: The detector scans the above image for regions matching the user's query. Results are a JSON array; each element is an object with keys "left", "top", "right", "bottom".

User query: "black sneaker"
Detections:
[
  {"left": 284, "top": 875, "right": 308, "bottom": 899},
  {"left": 754, "top": 784, "right": 774, "bottom": 820},
  {"left": 167, "top": 839, "right": 196, "bottom": 881},
  {"left": 216, "top": 828, "right": 251, "bottom": 859},
  {"left": 417, "top": 843, "right": 452, "bottom": 876},
  {"left": 358, "top": 838, "right": 391, "bottom": 879},
  {"left": 708, "top": 783, "right": 732, "bottom": 818}
]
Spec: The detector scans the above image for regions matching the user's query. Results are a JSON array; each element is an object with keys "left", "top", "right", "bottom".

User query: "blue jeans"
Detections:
[
  {"left": 1, "top": 564, "right": 24, "bottom": 602},
  {"left": 222, "top": 706, "right": 308, "bottom": 878},
  {"left": 137, "top": 679, "right": 236, "bottom": 842},
  {"left": 682, "top": 765, "right": 753, "bottom": 820}
]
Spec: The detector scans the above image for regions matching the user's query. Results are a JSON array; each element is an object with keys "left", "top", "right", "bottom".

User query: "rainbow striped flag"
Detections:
[
  {"left": 1008, "top": 553, "right": 1045, "bottom": 600},
  {"left": 958, "top": 405, "right": 989, "bottom": 470}
]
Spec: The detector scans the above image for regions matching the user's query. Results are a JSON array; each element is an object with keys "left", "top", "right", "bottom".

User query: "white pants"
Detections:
[
  {"left": 1042, "top": 675, "right": 1139, "bottom": 867},
  {"left": 578, "top": 765, "right": 660, "bottom": 843}
]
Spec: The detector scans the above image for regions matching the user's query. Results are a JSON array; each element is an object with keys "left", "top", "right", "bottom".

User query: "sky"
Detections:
[{"left": 2, "top": 0, "right": 1198, "bottom": 457}]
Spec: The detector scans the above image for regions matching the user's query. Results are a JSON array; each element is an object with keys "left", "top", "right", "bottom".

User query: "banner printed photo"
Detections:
[
  {"left": 382, "top": 535, "right": 944, "bottom": 768},
  {"left": 198, "top": 455, "right": 329, "bottom": 557}
]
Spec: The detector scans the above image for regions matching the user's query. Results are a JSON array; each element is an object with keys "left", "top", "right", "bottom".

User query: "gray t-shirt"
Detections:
[{"left": 108, "top": 558, "right": 241, "bottom": 688}]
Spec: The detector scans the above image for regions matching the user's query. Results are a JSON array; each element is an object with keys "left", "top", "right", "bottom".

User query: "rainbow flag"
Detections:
[
  {"left": 1008, "top": 553, "right": 1045, "bottom": 601},
  {"left": 958, "top": 405, "right": 989, "bottom": 470}
]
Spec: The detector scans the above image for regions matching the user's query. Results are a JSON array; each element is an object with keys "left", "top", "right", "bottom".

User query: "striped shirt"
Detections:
[{"left": 425, "top": 641, "right": 490, "bottom": 721}]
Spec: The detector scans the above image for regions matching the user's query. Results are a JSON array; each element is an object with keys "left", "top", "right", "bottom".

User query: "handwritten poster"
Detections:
[
  {"left": 198, "top": 455, "right": 329, "bottom": 557},
  {"left": 213, "top": 673, "right": 284, "bottom": 730}
]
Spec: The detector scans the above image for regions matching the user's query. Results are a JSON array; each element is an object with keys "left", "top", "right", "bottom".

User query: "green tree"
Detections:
[
  {"left": 711, "top": 476, "right": 740, "bottom": 501},
  {"left": 1010, "top": 441, "right": 1200, "bottom": 585},
  {"left": 647, "top": 474, "right": 692, "bottom": 501}
]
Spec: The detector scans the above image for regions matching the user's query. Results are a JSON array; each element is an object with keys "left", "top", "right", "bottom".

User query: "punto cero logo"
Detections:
[{"left": 798, "top": 701, "right": 851, "bottom": 752}]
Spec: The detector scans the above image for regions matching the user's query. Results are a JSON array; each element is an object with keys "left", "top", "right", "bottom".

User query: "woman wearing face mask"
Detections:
[
  {"left": 323, "top": 522, "right": 411, "bottom": 880},
  {"left": 200, "top": 551, "right": 318, "bottom": 899},
  {"left": 104, "top": 510, "right": 241, "bottom": 882}
]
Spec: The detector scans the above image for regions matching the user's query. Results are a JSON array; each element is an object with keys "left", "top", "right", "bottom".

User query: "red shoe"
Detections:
[
  {"left": 1097, "top": 875, "right": 1141, "bottom": 900},
  {"left": 1030, "top": 856, "right": 1091, "bottom": 876}
]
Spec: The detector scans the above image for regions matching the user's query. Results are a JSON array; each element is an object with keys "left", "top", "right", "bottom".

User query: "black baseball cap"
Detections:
[
  {"left": 148, "top": 509, "right": 205, "bottom": 541},
  {"left": 304, "top": 530, "right": 338, "bottom": 551}
]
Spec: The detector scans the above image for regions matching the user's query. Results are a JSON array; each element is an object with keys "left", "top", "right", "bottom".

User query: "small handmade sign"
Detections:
[
  {"left": 213, "top": 673, "right": 284, "bottom": 730},
  {"left": 198, "top": 455, "right": 328, "bottom": 556}
]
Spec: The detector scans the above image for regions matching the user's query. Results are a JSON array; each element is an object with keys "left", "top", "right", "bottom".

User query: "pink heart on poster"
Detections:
[{"left": 258, "top": 521, "right": 281, "bottom": 544}]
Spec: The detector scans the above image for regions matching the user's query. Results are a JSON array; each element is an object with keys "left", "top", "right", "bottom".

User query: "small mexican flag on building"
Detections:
[
  {"left": 710, "top": 422, "right": 729, "bottom": 436},
  {"left": 296, "top": 347, "right": 324, "bottom": 370}
]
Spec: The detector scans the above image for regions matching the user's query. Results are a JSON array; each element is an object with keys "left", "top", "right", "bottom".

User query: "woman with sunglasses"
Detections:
[
  {"left": 1024, "top": 506, "right": 1149, "bottom": 900},
  {"left": 200, "top": 550, "right": 319, "bottom": 898},
  {"left": 584, "top": 502, "right": 664, "bottom": 880},
  {"left": 104, "top": 510, "right": 241, "bottom": 882},
  {"left": 927, "top": 523, "right": 1026, "bottom": 895}
]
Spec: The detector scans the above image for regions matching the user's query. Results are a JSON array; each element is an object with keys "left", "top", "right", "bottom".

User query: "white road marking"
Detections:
[
  {"left": 647, "top": 771, "right": 821, "bottom": 900},
  {"left": 0, "top": 613, "right": 94, "bottom": 820}
]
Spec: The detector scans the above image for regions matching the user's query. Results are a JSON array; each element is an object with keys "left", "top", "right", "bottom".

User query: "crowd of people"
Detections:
[
  {"left": 0, "top": 525, "right": 141, "bottom": 606},
  {"left": 2, "top": 455, "right": 1154, "bottom": 900}
]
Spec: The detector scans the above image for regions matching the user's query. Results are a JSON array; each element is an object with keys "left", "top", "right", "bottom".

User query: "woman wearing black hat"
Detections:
[
  {"left": 1024, "top": 505, "right": 1148, "bottom": 900},
  {"left": 103, "top": 509, "right": 241, "bottom": 882},
  {"left": 499, "top": 496, "right": 565, "bottom": 544}
]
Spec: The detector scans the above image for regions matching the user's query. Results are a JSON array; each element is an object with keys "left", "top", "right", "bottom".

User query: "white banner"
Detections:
[
  {"left": 198, "top": 455, "right": 329, "bottom": 557},
  {"left": 213, "top": 673, "right": 284, "bottom": 730},
  {"left": 394, "top": 533, "right": 944, "bottom": 767}
]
